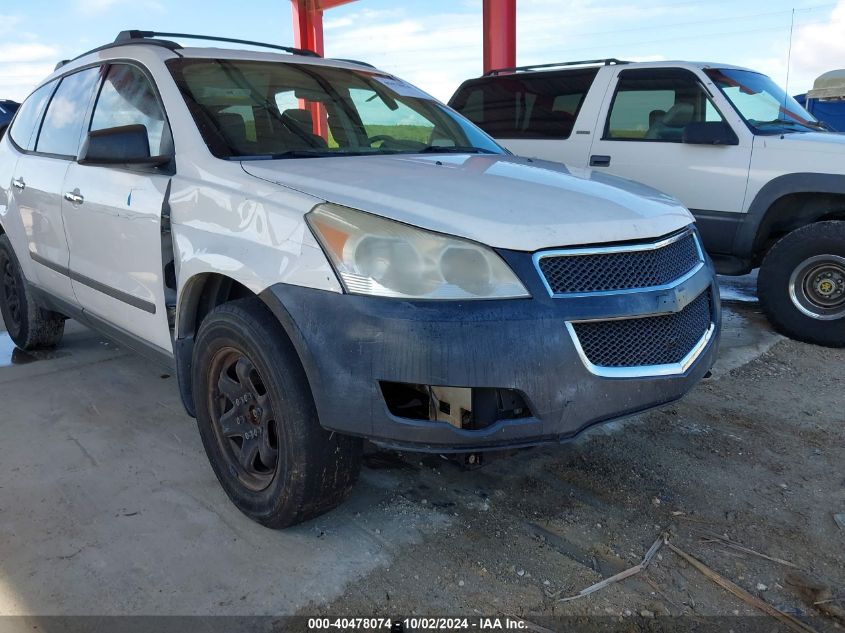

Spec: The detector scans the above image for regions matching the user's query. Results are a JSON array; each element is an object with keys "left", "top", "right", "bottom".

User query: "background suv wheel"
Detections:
[
  {"left": 192, "top": 296, "right": 362, "bottom": 527},
  {"left": 0, "top": 235, "right": 65, "bottom": 350},
  {"left": 758, "top": 221, "right": 845, "bottom": 348}
]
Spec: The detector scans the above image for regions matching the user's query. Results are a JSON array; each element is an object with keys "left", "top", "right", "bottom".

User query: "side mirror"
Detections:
[
  {"left": 682, "top": 121, "right": 739, "bottom": 146},
  {"left": 78, "top": 124, "right": 170, "bottom": 166}
]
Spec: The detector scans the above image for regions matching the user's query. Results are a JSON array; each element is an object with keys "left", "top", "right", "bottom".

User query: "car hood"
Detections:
[
  {"left": 760, "top": 131, "right": 845, "bottom": 155},
  {"left": 242, "top": 154, "right": 693, "bottom": 251}
]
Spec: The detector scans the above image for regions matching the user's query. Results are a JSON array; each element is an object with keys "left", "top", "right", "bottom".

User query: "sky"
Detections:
[{"left": 1, "top": 0, "right": 843, "bottom": 103}]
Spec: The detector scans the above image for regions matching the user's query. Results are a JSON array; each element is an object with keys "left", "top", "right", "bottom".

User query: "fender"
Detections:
[{"left": 735, "top": 172, "right": 845, "bottom": 258}]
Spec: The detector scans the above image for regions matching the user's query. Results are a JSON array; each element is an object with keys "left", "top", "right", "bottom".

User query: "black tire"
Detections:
[
  {"left": 758, "top": 221, "right": 845, "bottom": 347},
  {"left": 0, "top": 235, "right": 65, "bottom": 350},
  {"left": 192, "top": 296, "right": 362, "bottom": 528}
]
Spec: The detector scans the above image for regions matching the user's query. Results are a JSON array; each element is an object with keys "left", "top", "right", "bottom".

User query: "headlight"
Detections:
[{"left": 307, "top": 204, "right": 530, "bottom": 299}]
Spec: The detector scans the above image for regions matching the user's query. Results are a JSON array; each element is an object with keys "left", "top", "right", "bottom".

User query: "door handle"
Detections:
[
  {"left": 64, "top": 191, "right": 84, "bottom": 205},
  {"left": 589, "top": 155, "right": 611, "bottom": 167},
  {"left": 11, "top": 177, "right": 25, "bottom": 191}
]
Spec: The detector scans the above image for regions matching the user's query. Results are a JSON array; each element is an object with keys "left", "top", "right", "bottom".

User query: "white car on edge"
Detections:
[{"left": 0, "top": 31, "right": 720, "bottom": 527}]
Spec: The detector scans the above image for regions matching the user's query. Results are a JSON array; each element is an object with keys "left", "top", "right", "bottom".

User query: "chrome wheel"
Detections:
[{"left": 788, "top": 254, "right": 845, "bottom": 320}]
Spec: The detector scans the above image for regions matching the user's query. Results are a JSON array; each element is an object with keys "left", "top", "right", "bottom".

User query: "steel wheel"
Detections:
[
  {"left": 207, "top": 348, "right": 280, "bottom": 492},
  {"left": 2, "top": 256, "right": 22, "bottom": 332},
  {"left": 788, "top": 254, "right": 845, "bottom": 320}
]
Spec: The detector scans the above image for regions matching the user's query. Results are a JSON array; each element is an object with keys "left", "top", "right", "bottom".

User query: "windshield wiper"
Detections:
[
  {"left": 236, "top": 150, "right": 336, "bottom": 160},
  {"left": 751, "top": 119, "right": 815, "bottom": 133},
  {"left": 418, "top": 145, "right": 498, "bottom": 154}
]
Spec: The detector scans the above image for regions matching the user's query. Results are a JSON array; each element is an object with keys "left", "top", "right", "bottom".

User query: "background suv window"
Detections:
[
  {"left": 36, "top": 67, "right": 101, "bottom": 157},
  {"left": 8, "top": 81, "right": 57, "bottom": 151},
  {"left": 90, "top": 64, "right": 170, "bottom": 155},
  {"left": 606, "top": 69, "right": 726, "bottom": 141},
  {"left": 449, "top": 69, "right": 598, "bottom": 139}
]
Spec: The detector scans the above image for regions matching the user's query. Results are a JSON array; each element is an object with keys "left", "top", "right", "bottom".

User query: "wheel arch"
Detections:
[
  {"left": 738, "top": 173, "right": 845, "bottom": 263},
  {"left": 173, "top": 272, "right": 318, "bottom": 418}
]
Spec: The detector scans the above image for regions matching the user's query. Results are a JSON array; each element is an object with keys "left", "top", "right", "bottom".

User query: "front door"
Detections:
[
  {"left": 588, "top": 67, "right": 753, "bottom": 249},
  {"left": 63, "top": 63, "right": 174, "bottom": 353}
]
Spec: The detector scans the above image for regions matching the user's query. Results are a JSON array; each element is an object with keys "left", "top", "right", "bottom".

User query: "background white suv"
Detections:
[
  {"left": 450, "top": 60, "right": 845, "bottom": 347},
  {"left": 0, "top": 33, "right": 719, "bottom": 527}
]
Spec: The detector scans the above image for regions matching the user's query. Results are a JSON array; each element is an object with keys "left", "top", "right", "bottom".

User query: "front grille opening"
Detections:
[
  {"left": 572, "top": 289, "right": 712, "bottom": 368},
  {"left": 538, "top": 230, "right": 700, "bottom": 294},
  {"left": 380, "top": 382, "right": 531, "bottom": 430}
]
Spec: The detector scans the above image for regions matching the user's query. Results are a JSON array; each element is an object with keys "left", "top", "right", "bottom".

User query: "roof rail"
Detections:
[
  {"left": 114, "top": 30, "right": 321, "bottom": 57},
  {"left": 484, "top": 58, "right": 629, "bottom": 76},
  {"left": 331, "top": 58, "right": 377, "bottom": 69}
]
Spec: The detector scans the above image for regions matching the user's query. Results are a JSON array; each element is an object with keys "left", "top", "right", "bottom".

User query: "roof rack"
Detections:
[
  {"left": 56, "top": 30, "right": 321, "bottom": 69},
  {"left": 484, "top": 58, "right": 629, "bottom": 76},
  {"left": 114, "top": 30, "right": 320, "bottom": 57}
]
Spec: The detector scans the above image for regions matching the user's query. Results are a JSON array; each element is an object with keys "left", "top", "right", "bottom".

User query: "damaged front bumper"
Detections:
[{"left": 260, "top": 245, "right": 720, "bottom": 453}]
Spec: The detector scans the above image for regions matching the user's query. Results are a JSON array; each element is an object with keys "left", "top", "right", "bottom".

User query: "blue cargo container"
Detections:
[{"left": 794, "top": 70, "right": 845, "bottom": 132}]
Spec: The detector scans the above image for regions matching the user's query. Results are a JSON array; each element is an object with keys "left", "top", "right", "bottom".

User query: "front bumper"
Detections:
[{"left": 260, "top": 248, "right": 720, "bottom": 452}]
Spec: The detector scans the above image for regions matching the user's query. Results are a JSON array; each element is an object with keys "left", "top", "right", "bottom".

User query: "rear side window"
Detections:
[
  {"left": 606, "top": 68, "right": 725, "bottom": 141},
  {"left": 90, "top": 64, "right": 170, "bottom": 155},
  {"left": 37, "top": 67, "right": 102, "bottom": 157},
  {"left": 8, "top": 81, "right": 57, "bottom": 151},
  {"left": 450, "top": 69, "right": 598, "bottom": 139}
]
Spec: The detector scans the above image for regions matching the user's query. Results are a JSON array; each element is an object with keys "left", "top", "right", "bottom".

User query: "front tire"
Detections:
[
  {"left": 758, "top": 221, "right": 845, "bottom": 347},
  {"left": 0, "top": 235, "right": 65, "bottom": 350},
  {"left": 192, "top": 297, "right": 362, "bottom": 528}
]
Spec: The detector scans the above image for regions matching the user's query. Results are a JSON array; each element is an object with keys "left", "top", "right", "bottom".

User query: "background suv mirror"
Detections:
[
  {"left": 78, "top": 124, "right": 170, "bottom": 166},
  {"left": 682, "top": 121, "right": 739, "bottom": 146}
]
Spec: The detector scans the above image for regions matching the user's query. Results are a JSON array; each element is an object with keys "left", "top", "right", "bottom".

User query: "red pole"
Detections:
[
  {"left": 291, "top": 0, "right": 324, "bottom": 56},
  {"left": 291, "top": 0, "right": 356, "bottom": 56},
  {"left": 290, "top": 0, "right": 358, "bottom": 137},
  {"left": 483, "top": 0, "right": 516, "bottom": 74},
  {"left": 291, "top": 0, "right": 326, "bottom": 135}
]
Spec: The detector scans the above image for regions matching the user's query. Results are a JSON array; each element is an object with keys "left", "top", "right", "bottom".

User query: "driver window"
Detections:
[
  {"left": 606, "top": 70, "right": 725, "bottom": 142},
  {"left": 90, "top": 64, "right": 170, "bottom": 155},
  {"left": 348, "top": 88, "right": 435, "bottom": 146}
]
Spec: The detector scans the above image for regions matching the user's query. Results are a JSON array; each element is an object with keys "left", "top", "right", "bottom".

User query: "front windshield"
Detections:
[
  {"left": 704, "top": 68, "right": 821, "bottom": 134},
  {"left": 167, "top": 58, "right": 504, "bottom": 159}
]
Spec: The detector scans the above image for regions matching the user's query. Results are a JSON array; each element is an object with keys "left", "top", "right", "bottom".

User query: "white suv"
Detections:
[
  {"left": 0, "top": 33, "right": 719, "bottom": 527},
  {"left": 451, "top": 60, "right": 845, "bottom": 347}
]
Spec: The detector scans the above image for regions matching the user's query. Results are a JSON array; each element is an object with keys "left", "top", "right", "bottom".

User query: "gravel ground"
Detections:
[{"left": 303, "top": 301, "right": 845, "bottom": 631}]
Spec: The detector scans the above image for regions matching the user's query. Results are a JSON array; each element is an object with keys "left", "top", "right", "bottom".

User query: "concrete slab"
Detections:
[{"left": 0, "top": 322, "right": 449, "bottom": 616}]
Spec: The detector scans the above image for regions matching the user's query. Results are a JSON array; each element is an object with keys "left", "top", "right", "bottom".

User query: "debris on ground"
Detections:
[
  {"left": 557, "top": 530, "right": 667, "bottom": 602},
  {"left": 667, "top": 543, "right": 819, "bottom": 633}
]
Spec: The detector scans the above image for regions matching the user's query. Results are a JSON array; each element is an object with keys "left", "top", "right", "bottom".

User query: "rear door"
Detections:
[
  {"left": 62, "top": 63, "right": 174, "bottom": 353},
  {"left": 587, "top": 67, "right": 753, "bottom": 243},
  {"left": 449, "top": 69, "right": 601, "bottom": 166},
  {"left": 9, "top": 68, "right": 101, "bottom": 305}
]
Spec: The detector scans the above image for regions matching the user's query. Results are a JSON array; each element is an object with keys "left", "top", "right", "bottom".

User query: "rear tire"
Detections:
[
  {"left": 758, "top": 221, "right": 845, "bottom": 347},
  {"left": 192, "top": 296, "right": 362, "bottom": 528},
  {"left": 0, "top": 235, "right": 65, "bottom": 350}
]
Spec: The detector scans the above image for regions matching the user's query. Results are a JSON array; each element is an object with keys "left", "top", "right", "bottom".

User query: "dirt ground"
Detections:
[{"left": 304, "top": 300, "right": 845, "bottom": 630}]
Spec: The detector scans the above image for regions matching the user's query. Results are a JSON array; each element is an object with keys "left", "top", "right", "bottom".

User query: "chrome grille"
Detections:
[
  {"left": 571, "top": 290, "right": 712, "bottom": 369},
  {"left": 536, "top": 230, "right": 701, "bottom": 295}
]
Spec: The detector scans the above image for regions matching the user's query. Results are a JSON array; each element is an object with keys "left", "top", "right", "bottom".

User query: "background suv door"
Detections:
[
  {"left": 588, "top": 67, "right": 752, "bottom": 252},
  {"left": 62, "top": 63, "right": 174, "bottom": 353},
  {"left": 7, "top": 69, "right": 100, "bottom": 305}
]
